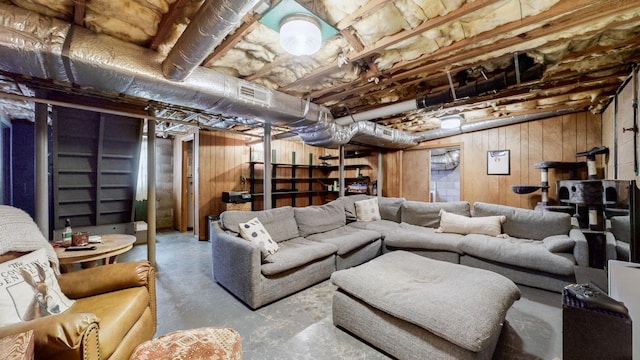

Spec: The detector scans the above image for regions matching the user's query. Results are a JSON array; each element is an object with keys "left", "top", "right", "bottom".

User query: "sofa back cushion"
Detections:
[
  {"left": 611, "top": 215, "right": 630, "bottom": 243},
  {"left": 336, "top": 194, "right": 371, "bottom": 222},
  {"left": 401, "top": 201, "right": 471, "bottom": 228},
  {"left": 378, "top": 197, "right": 405, "bottom": 222},
  {"left": 472, "top": 202, "right": 571, "bottom": 240},
  {"left": 295, "top": 201, "right": 346, "bottom": 237},
  {"left": 220, "top": 206, "right": 299, "bottom": 242}
]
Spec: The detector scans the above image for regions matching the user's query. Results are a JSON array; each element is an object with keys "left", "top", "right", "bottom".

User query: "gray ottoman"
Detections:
[{"left": 330, "top": 251, "right": 521, "bottom": 360}]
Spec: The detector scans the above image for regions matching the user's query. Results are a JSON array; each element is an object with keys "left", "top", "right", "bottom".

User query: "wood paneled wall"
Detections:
[
  {"left": 196, "top": 132, "right": 378, "bottom": 238},
  {"left": 196, "top": 110, "right": 604, "bottom": 237},
  {"left": 197, "top": 131, "right": 248, "bottom": 239},
  {"left": 386, "top": 111, "right": 603, "bottom": 209}
]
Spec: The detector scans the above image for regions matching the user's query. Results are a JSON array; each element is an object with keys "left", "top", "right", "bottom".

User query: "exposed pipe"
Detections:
[
  {"left": 633, "top": 64, "right": 638, "bottom": 175},
  {"left": 334, "top": 100, "right": 416, "bottom": 126},
  {"left": 411, "top": 108, "right": 578, "bottom": 142},
  {"left": 147, "top": 116, "right": 157, "bottom": 269},
  {"left": 333, "top": 60, "right": 543, "bottom": 126},
  {"left": 0, "top": 4, "right": 329, "bottom": 125},
  {"left": 263, "top": 123, "right": 272, "bottom": 209},
  {"left": 35, "top": 101, "right": 48, "bottom": 237},
  {"left": 0, "top": 3, "right": 561, "bottom": 152},
  {"left": 162, "top": 0, "right": 261, "bottom": 81},
  {"left": 0, "top": 90, "right": 264, "bottom": 138}
]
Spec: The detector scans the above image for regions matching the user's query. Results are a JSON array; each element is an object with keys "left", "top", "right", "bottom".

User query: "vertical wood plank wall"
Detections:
[
  {"left": 384, "top": 111, "right": 603, "bottom": 209},
  {"left": 196, "top": 110, "right": 607, "bottom": 237},
  {"left": 196, "top": 133, "right": 378, "bottom": 239}
]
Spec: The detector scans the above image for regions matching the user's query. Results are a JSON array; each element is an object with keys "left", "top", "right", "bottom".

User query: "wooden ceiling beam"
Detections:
[
  {"left": 280, "top": 0, "right": 501, "bottom": 94},
  {"left": 348, "top": 0, "right": 503, "bottom": 63},
  {"left": 342, "top": 66, "right": 628, "bottom": 119},
  {"left": 301, "top": 0, "right": 597, "bottom": 103},
  {"left": 334, "top": 0, "right": 392, "bottom": 30},
  {"left": 316, "top": 0, "right": 638, "bottom": 107},
  {"left": 203, "top": 13, "right": 261, "bottom": 67},
  {"left": 73, "top": 0, "right": 86, "bottom": 27},
  {"left": 150, "top": 0, "right": 189, "bottom": 50},
  {"left": 386, "top": 0, "right": 637, "bottom": 78}
]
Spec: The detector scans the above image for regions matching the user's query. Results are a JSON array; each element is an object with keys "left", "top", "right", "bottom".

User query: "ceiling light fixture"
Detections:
[
  {"left": 279, "top": 14, "right": 321, "bottom": 56},
  {"left": 259, "top": 0, "right": 338, "bottom": 57},
  {"left": 439, "top": 114, "right": 464, "bottom": 129}
]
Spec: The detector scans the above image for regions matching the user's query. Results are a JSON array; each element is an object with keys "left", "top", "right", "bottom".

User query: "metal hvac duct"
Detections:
[
  {"left": 0, "top": 3, "right": 420, "bottom": 149},
  {"left": 333, "top": 59, "right": 544, "bottom": 126},
  {"left": 411, "top": 108, "right": 578, "bottom": 142},
  {"left": 0, "top": 4, "right": 323, "bottom": 125},
  {"left": 0, "top": 3, "right": 570, "bottom": 151},
  {"left": 162, "top": 0, "right": 261, "bottom": 81}
]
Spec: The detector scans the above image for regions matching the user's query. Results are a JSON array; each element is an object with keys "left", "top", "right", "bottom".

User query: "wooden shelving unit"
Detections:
[
  {"left": 248, "top": 155, "right": 334, "bottom": 209},
  {"left": 319, "top": 151, "right": 372, "bottom": 195},
  {"left": 53, "top": 107, "right": 142, "bottom": 230}
]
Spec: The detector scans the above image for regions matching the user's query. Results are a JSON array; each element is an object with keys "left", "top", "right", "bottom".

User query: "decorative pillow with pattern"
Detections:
[
  {"left": 355, "top": 198, "right": 382, "bottom": 222},
  {"left": 238, "top": 217, "right": 279, "bottom": 257},
  {"left": 0, "top": 248, "right": 75, "bottom": 327},
  {"left": 437, "top": 209, "right": 506, "bottom": 237}
]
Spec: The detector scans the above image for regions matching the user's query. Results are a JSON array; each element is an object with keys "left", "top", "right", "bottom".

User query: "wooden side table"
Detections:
[
  {"left": 55, "top": 234, "right": 136, "bottom": 272},
  {"left": 0, "top": 330, "right": 34, "bottom": 359}
]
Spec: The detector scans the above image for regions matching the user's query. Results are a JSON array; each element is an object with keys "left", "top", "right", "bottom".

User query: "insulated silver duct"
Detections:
[
  {"left": 292, "top": 115, "right": 418, "bottom": 149},
  {"left": 162, "top": 0, "right": 261, "bottom": 81},
  {"left": 411, "top": 108, "right": 578, "bottom": 142},
  {"left": 0, "top": 4, "right": 324, "bottom": 126},
  {"left": 431, "top": 148, "right": 460, "bottom": 171},
  {"left": 0, "top": 3, "right": 575, "bottom": 151}
]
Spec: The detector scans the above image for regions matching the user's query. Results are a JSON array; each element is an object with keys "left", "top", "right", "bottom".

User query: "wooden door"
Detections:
[{"left": 401, "top": 149, "right": 430, "bottom": 201}]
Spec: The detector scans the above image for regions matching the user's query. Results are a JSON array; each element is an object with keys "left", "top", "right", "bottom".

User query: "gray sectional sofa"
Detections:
[{"left": 211, "top": 195, "right": 588, "bottom": 309}]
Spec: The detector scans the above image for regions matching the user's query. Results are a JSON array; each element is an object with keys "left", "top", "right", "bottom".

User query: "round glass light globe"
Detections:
[{"left": 280, "top": 15, "right": 322, "bottom": 56}]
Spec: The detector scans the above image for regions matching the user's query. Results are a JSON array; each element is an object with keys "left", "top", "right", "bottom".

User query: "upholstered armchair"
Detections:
[{"left": 0, "top": 205, "right": 156, "bottom": 360}]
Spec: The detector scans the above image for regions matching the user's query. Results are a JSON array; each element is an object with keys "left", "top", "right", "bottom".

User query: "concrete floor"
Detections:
[{"left": 120, "top": 231, "right": 564, "bottom": 360}]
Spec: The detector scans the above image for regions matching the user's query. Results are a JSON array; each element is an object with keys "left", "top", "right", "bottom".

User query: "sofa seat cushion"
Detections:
[
  {"left": 306, "top": 226, "right": 380, "bottom": 256},
  {"left": 261, "top": 237, "right": 337, "bottom": 276},
  {"left": 347, "top": 220, "right": 400, "bottom": 238},
  {"left": 221, "top": 206, "right": 299, "bottom": 242},
  {"left": 294, "top": 201, "right": 346, "bottom": 237},
  {"left": 70, "top": 287, "right": 150, "bottom": 359},
  {"left": 383, "top": 223, "right": 463, "bottom": 253},
  {"left": 401, "top": 201, "right": 471, "bottom": 228},
  {"left": 331, "top": 251, "right": 521, "bottom": 353},
  {"left": 458, "top": 234, "right": 576, "bottom": 275}
]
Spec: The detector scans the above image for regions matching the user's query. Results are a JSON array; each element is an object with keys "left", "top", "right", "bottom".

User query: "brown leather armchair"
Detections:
[{"left": 0, "top": 252, "right": 156, "bottom": 360}]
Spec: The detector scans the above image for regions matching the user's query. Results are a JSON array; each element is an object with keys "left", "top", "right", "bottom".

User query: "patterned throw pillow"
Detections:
[
  {"left": 238, "top": 217, "right": 279, "bottom": 257},
  {"left": 355, "top": 197, "right": 382, "bottom": 222},
  {"left": 0, "top": 248, "right": 75, "bottom": 327}
]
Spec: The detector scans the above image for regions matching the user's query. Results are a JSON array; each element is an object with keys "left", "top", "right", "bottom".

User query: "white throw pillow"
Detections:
[
  {"left": 238, "top": 217, "right": 279, "bottom": 257},
  {"left": 437, "top": 209, "right": 506, "bottom": 237},
  {"left": 355, "top": 198, "right": 382, "bottom": 222},
  {"left": 0, "top": 248, "right": 75, "bottom": 327}
]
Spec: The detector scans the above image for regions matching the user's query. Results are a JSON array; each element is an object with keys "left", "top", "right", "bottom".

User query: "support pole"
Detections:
[
  {"left": 339, "top": 145, "right": 345, "bottom": 197},
  {"left": 146, "top": 118, "right": 157, "bottom": 269},
  {"left": 377, "top": 152, "right": 383, "bottom": 197},
  {"left": 35, "top": 102, "right": 48, "bottom": 237},
  {"left": 263, "top": 123, "right": 272, "bottom": 209}
]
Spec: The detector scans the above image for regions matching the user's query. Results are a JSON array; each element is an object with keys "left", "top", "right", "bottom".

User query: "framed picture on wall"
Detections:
[{"left": 487, "top": 150, "right": 510, "bottom": 175}]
